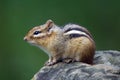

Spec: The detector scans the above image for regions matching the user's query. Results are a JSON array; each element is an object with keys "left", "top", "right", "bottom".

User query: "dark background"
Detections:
[{"left": 0, "top": 0, "right": 120, "bottom": 80}]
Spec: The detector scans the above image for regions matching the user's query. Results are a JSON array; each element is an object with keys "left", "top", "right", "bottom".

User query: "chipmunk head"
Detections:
[{"left": 24, "top": 20, "right": 55, "bottom": 46}]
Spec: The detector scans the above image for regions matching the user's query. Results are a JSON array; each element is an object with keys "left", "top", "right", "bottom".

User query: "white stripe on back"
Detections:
[{"left": 64, "top": 30, "right": 88, "bottom": 37}]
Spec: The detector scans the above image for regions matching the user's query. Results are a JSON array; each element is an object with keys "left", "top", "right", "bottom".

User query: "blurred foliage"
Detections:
[{"left": 0, "top": 0, "right": 120, "bottom": 80}]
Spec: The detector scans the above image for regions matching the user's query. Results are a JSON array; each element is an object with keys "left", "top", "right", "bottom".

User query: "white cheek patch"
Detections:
[
  {"left": 33, "top": 34, "right": 41, "bottom": 37},
  {"left": 64, "top": 30, "right": 88, "bottom": 37},
  {"left": 33, "top": 33, "right": 46, "bottom": 38},
  {"left": 28, "top": 40, "right": 36, "bottom": 44}
]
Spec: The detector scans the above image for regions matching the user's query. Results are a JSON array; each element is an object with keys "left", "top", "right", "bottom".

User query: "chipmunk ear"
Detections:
[{"left": 45, "top": 19, "right": 54, "bottom": 28}]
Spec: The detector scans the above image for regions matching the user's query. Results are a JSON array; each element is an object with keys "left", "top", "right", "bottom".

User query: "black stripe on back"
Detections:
[
  {"left": 64, "top": 28, "right": 83, "bottom": 33},
  {"left": 69, "top": 34, "right": 88, "bottom": 39},
  {"left": 64, "top": 28, "right": 92, "bottom": 38}
]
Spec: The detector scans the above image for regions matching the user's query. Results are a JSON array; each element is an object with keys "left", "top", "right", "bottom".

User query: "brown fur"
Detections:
[{"left": 24, "top": 20, "right": 95, "bottom": 66}]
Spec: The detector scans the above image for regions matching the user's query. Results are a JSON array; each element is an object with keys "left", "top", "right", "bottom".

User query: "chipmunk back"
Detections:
[{"left": 24, "top": 20, "right": 95, "bottom": 66}]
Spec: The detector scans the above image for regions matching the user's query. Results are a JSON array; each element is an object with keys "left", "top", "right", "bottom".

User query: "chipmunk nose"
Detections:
[{"left": 24, "top": 37, "right": 28, "bottom": 41}]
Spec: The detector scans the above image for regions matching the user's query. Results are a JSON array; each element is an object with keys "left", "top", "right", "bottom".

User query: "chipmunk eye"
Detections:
[{"left": 33, "top": 31, "right": 41, "bottom": 35}]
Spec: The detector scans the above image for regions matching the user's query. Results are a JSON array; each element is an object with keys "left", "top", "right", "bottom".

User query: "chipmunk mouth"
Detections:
[
  {"left": 27, "top": 40, "right": 36, "bottom": 44},
  {"left": 24, "top": 37, "right": 36, "bottom": 44}
]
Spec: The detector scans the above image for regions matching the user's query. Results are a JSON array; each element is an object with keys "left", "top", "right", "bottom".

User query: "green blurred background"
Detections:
[{"left": 0, "top": 0, "right": 120, "bottom": 80}]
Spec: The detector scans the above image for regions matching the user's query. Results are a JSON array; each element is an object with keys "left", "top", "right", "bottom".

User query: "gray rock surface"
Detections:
[{"left": 32, "top": 50, "right": 120, "bottom": 80}]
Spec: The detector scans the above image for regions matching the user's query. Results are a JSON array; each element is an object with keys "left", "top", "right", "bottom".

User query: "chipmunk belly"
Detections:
[{"left": 64, "top": 37, "right": 95, "bottom": 64}]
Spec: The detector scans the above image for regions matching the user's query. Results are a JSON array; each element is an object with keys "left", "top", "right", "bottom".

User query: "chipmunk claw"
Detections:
[
  {"left": 44, "top": 59, "right": 58, "bottom": 66},
  {"left": 63, "top": 58, "right": 75, "bottom": 63}
]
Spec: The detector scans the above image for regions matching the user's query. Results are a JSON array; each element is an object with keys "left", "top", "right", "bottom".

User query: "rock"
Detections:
[{"left": 32, "top": 50, "right": 120, "bottom": 80}]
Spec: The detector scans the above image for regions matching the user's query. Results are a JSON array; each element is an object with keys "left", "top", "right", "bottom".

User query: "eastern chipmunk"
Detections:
[{"left": 24, "top": 20, "right": 95, "bottom": 66}]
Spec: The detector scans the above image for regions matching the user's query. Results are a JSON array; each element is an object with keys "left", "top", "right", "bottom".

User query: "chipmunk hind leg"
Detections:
[
  {"left": 78, "top": 46, "right": 95, "bottom": 64},
  {"left": 74, "top": 37, "right": 95, "bottom": 64},
  {"left": 80, "top": 52, "right": 94, "bottom": 64}
]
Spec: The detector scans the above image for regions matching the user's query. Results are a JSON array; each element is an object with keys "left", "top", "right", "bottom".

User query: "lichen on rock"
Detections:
[{"left": 32, "top": 50, "right": 120, "bottom": 80}]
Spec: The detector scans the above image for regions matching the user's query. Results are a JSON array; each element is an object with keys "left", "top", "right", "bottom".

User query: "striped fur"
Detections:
[
  {"left": 63, "top": 24, "right": 92, "bottom": 39},
  {"left": 24, "top": 20, "right": 95, "bottom": 65}
]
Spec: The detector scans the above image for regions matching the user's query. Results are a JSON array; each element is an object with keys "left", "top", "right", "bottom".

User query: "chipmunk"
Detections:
[{"left": 24, "top": 20, "right": 95, "bottom": 66}]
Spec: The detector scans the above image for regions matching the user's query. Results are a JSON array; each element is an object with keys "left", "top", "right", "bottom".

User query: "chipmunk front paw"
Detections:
[{"left": 44, "top": 59, "right": 58, "bottom": 66}]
